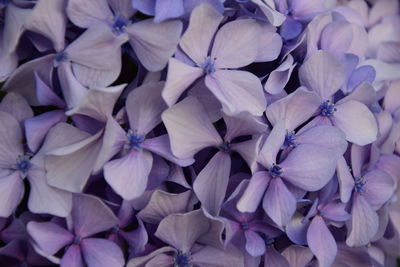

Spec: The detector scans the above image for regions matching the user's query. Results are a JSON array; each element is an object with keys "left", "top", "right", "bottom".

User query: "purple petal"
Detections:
[
  {"left": 245, "top": 230, "right": 266, "bottom": 257},
  {"left": 237, "top": 171, "right": 270, "bottom": 213},
  {"left": 255, "top": 26, "right": 282, "bottom": 62},
  {"left": 258, "top": 120, "right": 286, "bottom": 168},
  {"left": 45, "top": 130, "right": 103, "bottom": 192},
  {"left": 252, "top": 0, "right": 286, "bottom": 26},
  {"left": 264, "top": 247, "right": 290, "bottom": 267},
  {"left": 66, "top": 0, "right": 113, "bottom": 28},
  {"left": 224, "top": 112, "right": 267, "bottom": 143},
  {"left": 282, "top": 245, "right": 313, "bottom": 267},
  {"left": 346, "top": 193, "right": 379, "bottom": 247},
  {"left": 264, "top": 55, "right": 296, "bottom": 95},
  {"left": 0, "top": 172, "right": 24, "bottom": 217},
  {"left": 320, "top": 201, "right": 351, "bottom": 222},
  {"left": 154, "top": 0, "right": 184, "bottom": 23},
  {"left": 27, "top": 169, "right": 72, "bottom": 217},
  {"left": 104, "top": 150, "right": 153, "bottom": 200},
  {"left": 132, "top": 0, "right": 156, "bottom": 15},
  {"left": 81, "top": 238, "right": 124, "bottom": 267},
  {"left": 3, "top": 4, "right": 31, "bottom": 54},
  {"left": 205, "top": 70, "right": 266, "bottom": 116},
  {"left": 161, "top": 96, "right": 223, "bottom": 159},
  {"left": 0, "top": 111, "right": 24, "bottom": 168},
  {"left": 320, "top": 21, "right": 353, "bottom": 57},
  {"left": 155, "top": 210, "right": 210, "bottom": 252},
  {"left": 162, "top": 58, "right": 204, "bottom": 106},
  {"left": 191, "top": 245, "right": 244, "bottom": 267},
  {"left": 338, "top": 82, "right": 377, "bottom": 107},
  {"left": 179, "top": 3, "right": 223, "bottom": 64},
  {"left": 265, "top": 87, "right": 321, "bottom": 131},
  {"left": 126, "top": 81, "right": 166, "bottom": 134},
  {"left": 25, "top": 0, "right": 66, "bottom": 51},
  {"left": 364, "top": 169, "right": 395, "bottom": 208},
  {"left": 24, "top": 110, "right": 67, "bottom": 153},
  {"left": 66, "top": 85, "right": 125, "bottom": 122},
  {"left": 27, "top": 221, "right": 74, "bottom": 255},
  {"left": 332, "top": 100, "right": 378, "bottom": 145},
  {"left": 211, "top": 19, "right": 261, "bottom": 68},
  {"left": 61, "top": 245, "right": 84, "bottom": 267},
  {"left": 280, "top": 18, "right": 302, "bottom": 41},
  {"left": 307, "top": 216, "right": 337, "bottom": 267},
  {"left": 336, "top": 156, "right": 355, "bottom": 203},
  {"left": 299, "top": 50, "right": 345, "bottom": 100},
  {"left": 127, "top": 19, "right": 182, "bottom": 71},
  {"left": 0, "top": 92, "right": 33, "bottom": 124},
  {"left": 263, "top": 177, "right": 296, "bottom": 226},
  {"left": 193, "top": 151, "right": 231, "bottom": 216},
  {"left": 290, "top": 0, "right": 325, "bottom": 21},
  {"left": 144, "top": 253, "right": 173, "bottom": 266},
  {"left": 72, "top": 194, "right": 118, "bottom": 238},
  {"left": 138, "top": 190, "right": 191, "bottom": 224},
  {"left": 286, "top": 213, "right": 309, "bottom": 245},
  {"left": 280, "top": 144, "right": 337, "bottom": 191},
  {"left": 230, "top": 136, "right": 263, "bottom": 173}
]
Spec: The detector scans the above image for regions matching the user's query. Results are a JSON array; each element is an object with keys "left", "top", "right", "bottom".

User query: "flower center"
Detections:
[
  {"left": 319, "top": 100, "right": 336, "bottom": 117},
  {"left": 283, "top": 131, "right": 296, "bottom": 148},
  {"left": 218, "top": 141, "right": 230, "bottom": 153},
  {"left": 125, "top": 130, "right": 145, "bottom": 151},
  {"left": 200, "top": 57, "right": 216, "bottom": 75},
  {"left": 268, "top": 164, "right": 282, "bottom": 177},
  {"left": 111, "top": 15, "right": 131, "bottom": 35},
  {"left": 240, "top": 222, "right": 249, "bottom": 230},
  {"left": 174, "top": 251, "right": 191, "bottom": 267},
  {"left": 13, "top": 155, "right": 32, "bottom": 178},
  {"left": 54, "top": 51, "right": 69, "bottom": 67},
  {"left": 354, "top": 177, "right": 366, "bottom": 193},
  {"left": 73, "top": 236, "right": 82, "bottom": 245}
]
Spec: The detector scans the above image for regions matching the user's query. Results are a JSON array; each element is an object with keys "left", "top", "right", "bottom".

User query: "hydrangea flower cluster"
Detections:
[{"left": 0, "top": 0, "right": 399, "bottom": 266}]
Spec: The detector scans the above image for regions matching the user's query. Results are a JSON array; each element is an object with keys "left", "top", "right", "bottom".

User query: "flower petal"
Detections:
[
  {"left": 263, "top": 177, "right": 296, "bottom": 226},
  {"left": 66, "top": 0, "right": 112, "bottom": 28},
  {"left": 0, "top": 172, "right": 24, "bottom": 217},
  {"left": 332, "top": 100, "right": 378, "bottom": 145},
  {"left": 0, "top": 111, "right": 24, "bottom": 168},
  {"left": 72, "top": 194, "right": 118, "bottom": 238},
  {"left": 27, "top": 221, "right": 74, "bottom": 255},
  {"left": 245, "top": 230, "right": 266, "bottom": 257},
  {"left": 205, "top": 70, "right": 266, "bottom": 116},
  {"left": 104, "top": 150, "right": 153, "bottom": 200},
  {"left": 280, "top": 144, "right": 337, "bottom": 191},
  {"left": 61, "top": 245, "right": 84, "bottom": 267},
  {"left": 307, "top": 216, "right": 337, "bottom": 267},
  {"left": 127, "top": 19, "right": 182, "bottom": 71},
  {"left": 299, "top": 50, "right": 345, "bottom": 100},
  {"left": 364, "top": 169, "right": 395, "bottom": 208},
  {"left": 0, "top": 92, "right": 33, "bottom": 125},
  {"left": 126, "top": 81, "right": 166, "bottom": 134},
  {"left": 193, "top": 151, "right": 231, "bottom": 216},
  {"left": 179, "top": 3, "right": 223, "bottom": 64},
  {"left": 162, "top": 96, "right": 222, "bottom": 159},
  {"left": 211, "top": 19, "right": 261, "bottom": 68},
  {"left": 81, "top": 238, "right": 124, "bottom": 267}
]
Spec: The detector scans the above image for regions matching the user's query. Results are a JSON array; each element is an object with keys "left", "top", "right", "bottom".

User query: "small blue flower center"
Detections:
[
  {"left": 200, "top": 57, "right": 216, "bottom": 75},
  {"left": 174, "top": 251, "right": 191, "bottom": 267},
  {"left": 0, "top": 0, "right": 11, "bottom": 8},
  {"left": 125, "top": 130, "right": 145, "bottom": 151},
  {"left": 269, "top": 164, "right": 282, "bottom": 177},
  {"left": 54, "top": 51, "right": 68, "bottom": 67},
  {"left": 354, "top": 177, "right": 366, "bottom": 193},
  {"left": 218, "top": 141, "right": 230, "bottom": 153},
  {"left": 111, "top": 15, "right": 131, "bottom": 35},
  {"left": 283, "top": 132, "right": 296, "bottom": 148},
  {"left": 240, "top": 222, "right": 249, "bottom": 230},
  {"left": 13, "top": 155, "right": 32, "bottom": 178},
  {"left": 73, "top": 236, "right": 82, "bottom": 244},
  {"left": 319, "top": 100, "right": 336, "bottom": 117}
]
